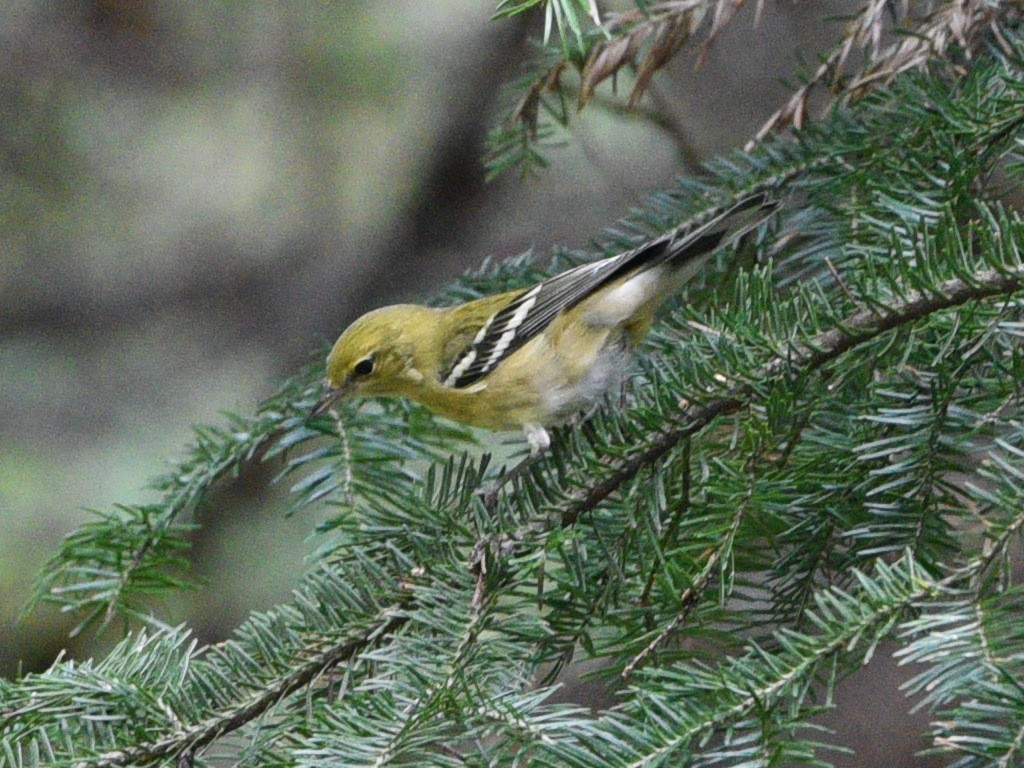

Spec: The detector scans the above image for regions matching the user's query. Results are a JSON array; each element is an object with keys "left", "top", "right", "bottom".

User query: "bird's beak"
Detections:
[{"left": 311, "top": 380, "right": 351, "bottom": 417}]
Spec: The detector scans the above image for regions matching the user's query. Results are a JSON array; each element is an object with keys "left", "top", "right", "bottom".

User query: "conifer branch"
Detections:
[
  {"left": 611, "top": 558, "right": 946, "bottom": 768},
  {"left": 468, "top": 262, "right": 1024, "bottom": 684},
  {"left": 560, "top": 266, "right": 1024, "bottom": 529},
  {"left": 622, "top": 473, "right": 747, "bottom": 680},
  {"left": 75, "top": 612, "right": 407, "bottom": 768},
  {"left": 107, "top": 235, "right": 1024, "bottom": 761}
]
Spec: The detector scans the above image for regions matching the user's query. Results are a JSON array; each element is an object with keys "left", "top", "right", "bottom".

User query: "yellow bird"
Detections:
[{"left": 318, "top": 194, "right": 775, "bottom": 453}]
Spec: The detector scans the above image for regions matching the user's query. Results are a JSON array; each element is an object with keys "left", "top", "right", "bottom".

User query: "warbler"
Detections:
[{"left": 318, "top": 194, "right": 776, "bottom": 453}]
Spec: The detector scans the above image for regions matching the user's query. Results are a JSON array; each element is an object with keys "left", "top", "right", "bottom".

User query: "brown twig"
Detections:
[{"left": 748, "top": 0, "right": 1021, "bottom": 150}]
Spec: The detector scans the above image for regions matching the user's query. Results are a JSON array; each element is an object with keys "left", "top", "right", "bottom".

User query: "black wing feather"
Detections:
[{"left": 443, "top": 193, "right": 773, "bottom": 388}]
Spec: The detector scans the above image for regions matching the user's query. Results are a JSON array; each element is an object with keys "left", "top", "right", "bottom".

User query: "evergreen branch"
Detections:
[
  {"left": 67, "top": 611, "right": 408, "bottom": 768},
  {"left": 26, "top": 373, "right": 324, "bottom": 630},
  {"left": 968, "top": 447, "right": 1024, "bottom": 583},
  {"left": 621, "top": 473, "right": 746, "bottom": 680},
  {"left": 544, "top": 556, "right": 943, "bottom": 767},
  {"left": 561, "top": 265, "right": 1024, "bottom": 529},
  {"left": 469, "top": 231, "right": 1024, "bottom": 665},
  {"left": 352, "top": 588, "right": 493, "bottom": 765},
  {"left": 994, "top": 719, "right": 1024, "bottom": 768},
  {"left": 473, "top": 236, "right": 1024, "bottom": 683},
  {"left": 564, "top": 506, "right": 1024, "bottom": 767},
  {"left": 897, "top": 498, "right": 1024, "bottom": 765},
  {"left": 28, "top": 385, "right": 475, "bottom": 630}
]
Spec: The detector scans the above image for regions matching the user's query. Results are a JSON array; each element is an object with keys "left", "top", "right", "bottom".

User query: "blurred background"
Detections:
[{"left": 1, "top": 1, "right": 938, "bottom": 764}]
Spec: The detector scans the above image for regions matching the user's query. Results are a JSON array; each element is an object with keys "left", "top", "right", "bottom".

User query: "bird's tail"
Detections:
[
  {"left": 665, "top": 192, "right": 778, "bottom": 268},
  {"left": 587, "top": 192, "right": 778, "bottom": 299}
]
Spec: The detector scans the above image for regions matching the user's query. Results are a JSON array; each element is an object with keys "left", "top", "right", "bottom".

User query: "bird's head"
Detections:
[{"left": 314, "top": 304, "right": 435, "bottom": 415}]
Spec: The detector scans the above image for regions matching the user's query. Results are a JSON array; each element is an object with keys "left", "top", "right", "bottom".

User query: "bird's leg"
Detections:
[
  {"left": 477, "top": 423, "right": 551, "bottom": 508},
  {"left": 523, "top": 423, "right": 551, "bottom": 455}
]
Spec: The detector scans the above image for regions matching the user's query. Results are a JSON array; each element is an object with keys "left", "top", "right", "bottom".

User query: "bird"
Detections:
[{"left": 316, "top": 193, "right": 776, "bottom": 454}]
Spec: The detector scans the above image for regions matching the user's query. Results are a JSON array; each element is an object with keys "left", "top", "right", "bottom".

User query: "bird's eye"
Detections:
[{"left": 353, "top": 357, "right": 374, "bottom": 377}]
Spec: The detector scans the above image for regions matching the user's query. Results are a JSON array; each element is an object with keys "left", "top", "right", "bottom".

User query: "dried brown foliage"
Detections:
[
  {"left": 502, "top": 0, "right": 1023, "bottom": 152},
  {"left": 749, "top": 0, "right": 1024, "bottom": 149},
  {"left": 502, "top": 0, "right": 754, "bottom": 137},
  {"left": 579, "top": 1, "right": 757, "bottom": 107}
]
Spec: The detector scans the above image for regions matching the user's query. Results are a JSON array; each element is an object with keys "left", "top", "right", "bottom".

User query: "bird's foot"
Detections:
[{"left": 476, "top": 424, "right": 551, "bottom": 508}]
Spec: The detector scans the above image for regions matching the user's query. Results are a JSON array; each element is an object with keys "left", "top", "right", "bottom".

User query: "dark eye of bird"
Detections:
[{"left": 353, "top": 357, "right": 374, "bottom": 377}]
